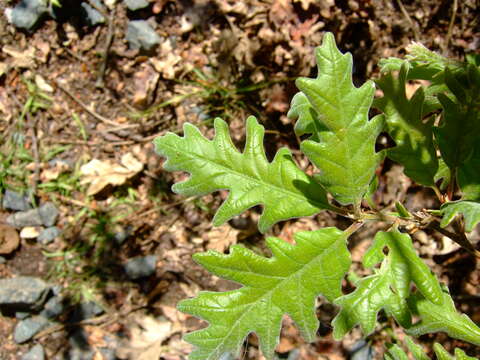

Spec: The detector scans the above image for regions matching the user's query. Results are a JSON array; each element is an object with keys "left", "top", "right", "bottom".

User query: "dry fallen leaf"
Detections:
[
  {"left": 205, "top": 224, "right": 239, "bottom": 253},
  {"left": 132, "top": 64, "right": 160, "bottom": 108},
  {"left": 80, "top": 153, "right": 143, "bottom": 196},
  {"left": 116, "top": 315, "right": 173, "bottom": 360},
  {"left": 0, "top": 224, "right": 20, "bottom": 255},
  {"left": 150, "top": 39, "right": 182, "bottom": 79},
  {"left": 2, "top": 45, "right": 37, "bottom": 68}
]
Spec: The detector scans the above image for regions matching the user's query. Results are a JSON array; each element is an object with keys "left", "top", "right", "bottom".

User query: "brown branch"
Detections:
[
  {"left": 54, "top": 80, "right": 120, "bottom": 127},
  {"left": 395, "top": 0, "right": 420, "bottom": 41},
  {"left": 96, "top": 6, "right": 116, "bottom": 88}
]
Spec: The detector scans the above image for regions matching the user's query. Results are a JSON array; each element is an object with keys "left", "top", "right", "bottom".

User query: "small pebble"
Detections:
[
  {"left": 20, "top": 226, "right": 42, "bottom": 239},
  {"left": 70, "top": 301, "right": 104, "bottom": 322},
  {"left": 14, "top": 316, "right": 50, "bottom": 343},
  {"left": 38, "top": 202, "right": 59, "bottom": 227},
  {"left": 15, "top": 311, "right": 30, "bottom": 320},
  {"left": 37, "top": 226, "right": 61, "bottom": 245},
  {"left": 7, "top": 209, "right": 43, "bottom": 228},
  {"left": 9, "top": 0, "right": 48, "bottom": 30},
  {"left": 0, "top": 277, "right": 50, "bottom": 311},
  {"left": 21, "top": 344, "right": 45, "bottom": 360},
  {"left": 40, "top": 295, "right": 64, "bottom": 319},
  {"left": 126, "top": 20, "right": 161, "bottom": 52},
  {"left": 124, "top": 0, "right": 149, "bottom": 11},
  {"left": 2, "top": 189, "right": 31, "bottom": 211},
  {"left": 124, "top": 255, "right": 157, "bottom": 279},
  {"left": 81, "top": 0, "right": 105, "bottom": 26}
]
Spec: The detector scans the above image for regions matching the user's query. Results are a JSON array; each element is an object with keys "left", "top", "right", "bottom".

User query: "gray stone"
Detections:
[
  {"left": 10, "top": 0, "right": 48, "bottom": 30},
  {"left": 0, "top": 277, "right": 50, "bottom": 311},
  {"left": 6, "top": 208, "right": 43, "bottom": 228},
  {"left": 38, "top": 202, "right": 59, "bottom": 227},
  {"left": 124, "top": 255, "right": 157, "bottom": 279},
  {"left": 126, "top": 20, "right": 161, "bottom": 52},
  {"left": 68, "top": 348, "right": 95, "bottom": 360},
  {"left": 69, "top": 328, "right": 95, "bottom": 360},
  {"left": 37, "top": 226, "right": 61, "bottom": 245},
  {"left": 350, "top": 340, "right": 375, "bottom": 360},
  {"left": 51, "top": 285, "right": 62, "bottom": 296},
  {"left": 287, "top": 349, "right": 300, "bottom": 360},
  {"left": 2, "top": 190, "right": 31, "bottom": 211},
  {"left": 113, "top": 226, "right": 131, "bottom": 244},
  {"left": 40, "top": 295, "right": 64, "bottom": 319},
  {"left": 81, "top": 0, "right": 105, "bottom": 26},
  {"left": 21, "top": 344, "right": 45, "bottom": 360},
  {"left": 219, "top": 353, "right": 235, "bottom": 360},
  {"left": 15, "top": 311, "right": 31, "bottom": 319},
  {"left": 14, "top": 316, "right": 50, "bottom": 343},
  {"left": 124, "top": 0, "right": 149, "bottom": 11},
  {"left": 71, "top": 301, "right": 104, "bottom": 322},
  {"left": 99, "top": 348, "right": 116, "bottom": 360}
]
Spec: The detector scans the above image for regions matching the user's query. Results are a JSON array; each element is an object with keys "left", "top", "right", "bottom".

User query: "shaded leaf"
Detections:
[
  {"left": 458, "top": 143, "right": 480, "bottom": 201},
  {"left": 440, "top": 200, "right": 480, "bottom": 232},
  {"left": 288, "top": 32, "right": 384, "bottom": 205},
  {"left": 363, "top": 229, "right": 442, "bottom": 304},
  {"left": 433, "top": 67, "right": 480, "bottom": 173},
  {"left": 384, "top": 336, "right": 475, "bottom": 360},
  {"left": 407, "top": 290, "right": 480, "bottom": 346},
  {"left": 374, "top": 64, "right": 438, "bottom": 185},
  {"left": 178, "top": 228, "right": 351, "bottom": 360},
  {"left": 333, "top": 229, "right": 443, "bottom": 339},
  {"left": 154, "top": 116, "right": 332, "bottom": 233}
]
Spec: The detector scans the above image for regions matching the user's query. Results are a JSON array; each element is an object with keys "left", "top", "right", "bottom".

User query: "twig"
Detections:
[
  {"left": 395, "top": 0, "right": 420, "bottom": 41},
  {"left": 53, "top": 193, "right": 98, "bottom": 211},
  {"left": 87, "top": 0, "right": 109, "bottom": 18},
  {"left": 96, "top": 6, "right": 116, "bottom": 88},
  {"left": 427, "top": 220, "right": 480, "bottom": 258},
  {"left": 45, "top": 138, "right": 137, "bottom": 146},
  {"left": 444, "top": 0, "right": 458, "bottom": 53},
  {"left": 29, "top": 116, "right": 40, "bottom": 196},
  {"left": 54, "top": 80, "right": 120, "bottom": 127},
  {"left": 10, "top": 93, "right": 40, "bottom": 195},
  {"left": 34, "top": 305, "right": 147, "bottom": 339}
]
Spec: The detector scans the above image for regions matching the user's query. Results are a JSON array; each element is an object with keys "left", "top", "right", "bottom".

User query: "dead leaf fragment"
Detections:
[
  {"left": 2, "top": 45, "right": 36, "bottom": 68},
  {"left": 80, "top": 153, "right": 143, "bottom": 196},
  {"left": 35, "top": 74, "right": 54, "bottom": 93},
  {"left": 117, "top": 315, "right": 173, "bottom": 360},
  {"left": 0, "top": 224, "right": 20, "bottom": 255},
  {"left": 132, "top": 64, "right": 160, "bottom": 108},
  {"left": 205, "top": 224, "right": 239, "bottom": 252}
]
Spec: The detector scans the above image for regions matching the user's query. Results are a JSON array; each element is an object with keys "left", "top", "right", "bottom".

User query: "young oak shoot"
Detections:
[{"left": 154, "top": 32, "right": 480, "bottom": 359}]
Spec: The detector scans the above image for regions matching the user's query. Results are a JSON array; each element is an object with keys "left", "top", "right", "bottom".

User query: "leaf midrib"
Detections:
[
  {"left": 202, "top": 237, "right": 340, "bottom": 359},
  {"left": 161, "top": 142, "right": 329, "bottom": 210}
]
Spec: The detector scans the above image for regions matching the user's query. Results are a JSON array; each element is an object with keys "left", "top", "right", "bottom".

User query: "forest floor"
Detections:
[{"left": 0, "top": 0, "right": 479, "bottom": 359}]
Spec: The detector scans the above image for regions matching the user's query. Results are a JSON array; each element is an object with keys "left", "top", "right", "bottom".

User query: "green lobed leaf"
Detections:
[
  {"left": 458, "top": 133, "right": 480, "bottom": 201},
  {"left": 288, "top": 32, "right": 384, "bottom": 205},
  {"left": 404, "top": 336, "right": 430, "bottom": 360},
  {"left": 440, "top": 200, "right": 480, "bottom": 232},
  {"left": 433, "top": 67, "right": 480, "bottom": 174},
  {"left": 332, "top": 263, "right": 411, "bottom": 339},
  {"left": 333, "top": 228, "right": 443, "bottom": 339},
  {"left": 363, "top": 229, "right": 443, "bottom": 304},
  {"left": 374, "top": 64, "right": 438, "bottom": 186},
  {"left": 407, "top": 290, "right": 480, "bottom": 346},
  {"left": 384, "top": 337, "right": 476, "bottom": 360},
  {"left": 153, "top": 116, "right": 332, "bottom": 233},
  {"left": 384, "top": 344, "right": 409, "bottom": 360},
  {"left": 178, "top": 228, "right": 351, "bottom": 360}
]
